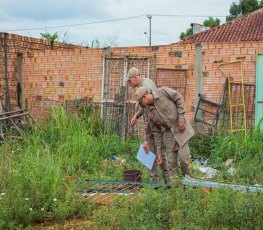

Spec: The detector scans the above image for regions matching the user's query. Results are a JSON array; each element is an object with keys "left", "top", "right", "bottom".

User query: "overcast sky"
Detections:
[{"left": 0, "top": 0, "right": 235, "bottom": 47}]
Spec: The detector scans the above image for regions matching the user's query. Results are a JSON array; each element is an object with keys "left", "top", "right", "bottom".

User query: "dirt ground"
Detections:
[{"left": 32, "top": 219, "right": 92, "bottom": 230}]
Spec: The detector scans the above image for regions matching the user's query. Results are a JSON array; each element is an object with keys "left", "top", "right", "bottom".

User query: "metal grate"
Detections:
[
  {"left": 194, "top": 79, "right": 227, "bottom": 137},
  {"left": 155, "top": 68, "right": 187, "bottom": 99},
  {"left": 126, "top": 58, "right": 151, "bottom": 101},
  {"left": 125, "top": 58, "right": 154, "bottom": 139},
  {"left": 103, "top": 102, "right": 124, "bottom": 135},
  {"left": 104, "top": 58, "right": 125, "bottom": 102},
  {"left": 82, "top": 180, "right": 158, "bottom": 205},
  {"left": 194, "top": 94, "right": 223, "bottom": 137},
  {"left": 103, "top": 56, "right": 155, "bottom": 139},
  {"left": 103, "top": 57, "right": 153, "bottom": 102}
]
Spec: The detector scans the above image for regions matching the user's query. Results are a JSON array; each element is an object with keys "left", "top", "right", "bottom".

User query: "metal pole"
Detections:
[
  {"left": 147, "top": 15, "right": 152, "bottom": 46},
  {"left": 4, "top": 33, "right": 10, "bottom": 111}
]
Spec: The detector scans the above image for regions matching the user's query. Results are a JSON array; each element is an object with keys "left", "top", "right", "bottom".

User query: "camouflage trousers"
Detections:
[
  {"left": 163, "top": 130, "right": 192, "bottom": 181},
  {"left": 148, "top": 135, "right": 169, "bottom": 183}
]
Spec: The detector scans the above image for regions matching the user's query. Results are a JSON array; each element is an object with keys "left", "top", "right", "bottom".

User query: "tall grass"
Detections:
[
  {"left": 0, "top": 107, "right": 262, "bottom": 228},
  {"left": 0, "top": 107, "right": 138, "bottom": 228},
  {"left": 91, "top": 187, "right": 263, "bottom": 229},
  {"left": 209, "top": 118, "right": 263, "bottom": 184}
]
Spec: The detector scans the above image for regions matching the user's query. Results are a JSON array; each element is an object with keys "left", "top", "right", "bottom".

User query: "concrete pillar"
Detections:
[
  {"left": 17, "top": 53, "right": 23, "bottom": 109},
  {"left": 195, "top": 43, "right": 204, "bottom": 132}
]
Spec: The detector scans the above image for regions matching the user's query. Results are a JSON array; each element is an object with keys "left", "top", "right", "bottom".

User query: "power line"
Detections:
[
  {"left": 152, "top": 14, "right": 227, "bottom": 18},
  {"left": 3, "top": 15, "right": 146, "bottom": 32},
  {"left": 3, "top": 14, "right": 227, "bottom": 32}
]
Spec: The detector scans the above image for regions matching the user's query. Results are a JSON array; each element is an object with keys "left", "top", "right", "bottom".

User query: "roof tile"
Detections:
[{"left": 177, "top": 8, "right": 263, "bottom": 44}]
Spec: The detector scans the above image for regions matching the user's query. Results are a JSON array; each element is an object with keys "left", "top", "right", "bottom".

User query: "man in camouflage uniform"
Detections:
[
  {"left": 125, "top": 67, "right": 169, "bottom": 183},
  {"left": 135, "top": 86, "right": 194, "bottom": 181}
]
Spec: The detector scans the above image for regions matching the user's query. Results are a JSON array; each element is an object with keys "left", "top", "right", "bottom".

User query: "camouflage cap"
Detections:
[
  {"left": 135, "top": 87, "right": 148, "bottom": 107},
  {"left": 124, "top": 67, "right": 140, "bottom": 82}
]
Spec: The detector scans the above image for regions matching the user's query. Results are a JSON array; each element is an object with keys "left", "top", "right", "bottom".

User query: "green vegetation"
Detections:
[
  {"left": 180, "top": 16, "right": 220, "bottom": 40},
  {"left": 209, "top": 119, "right": 263, "bottom": 184},
  {"left": 40, "top": 32, "right": 59, "bottom": 41},
  {"left": 91, "top": 187, "right": 263, "bottom": 229},
  {"left": 40, "top": 31, "right": 68, "bottom": 43},
  {"left": 0, "top": 107, "right": 145, "bottom": 228},
  {"left": 203, "top": 17, "right": 220, "bottom": 28},
  {"left": 189, "top": 135, "right": 212, "bottom": 159},
  {"left": 190, "top": 119, "right": 263, "bottom": 184},
  {"left": 226, "top": 0, "right": 263, "bottom": 22},
  {"left": 0, "top": 108, "right": 262, "bottom": 229},
  {"left": 180, "top": 27, "right": 194, "bottom": 40}
]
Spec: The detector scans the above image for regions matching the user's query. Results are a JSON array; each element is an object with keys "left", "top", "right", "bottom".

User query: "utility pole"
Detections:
[{"left": 147, "top": 15, "right": 152, "bottom": 46}]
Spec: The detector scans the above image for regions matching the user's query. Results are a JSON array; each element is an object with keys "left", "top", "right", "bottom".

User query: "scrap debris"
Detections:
[
  {"left": 198, "top": 167, "right": 217, "bottom": 179},
  {"left": 183, "top": 177, "right": 263, "bottom": 193},
  {"left": 82, "top": 180, "right": 149, "bottom": 205},
  {"left": 0, "top": 108, "right": 35, "bottom": 142},
  {"left": 103, "top": 156, "right": 127, "bottom": 167}
]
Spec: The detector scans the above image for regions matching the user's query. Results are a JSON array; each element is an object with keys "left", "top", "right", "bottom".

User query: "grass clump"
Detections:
[
  {"left": 209, "top": 118, "right": 263, "bottom": 184},
  {"left": 0, "top": 107, "right": 138, "bottom": 228}
]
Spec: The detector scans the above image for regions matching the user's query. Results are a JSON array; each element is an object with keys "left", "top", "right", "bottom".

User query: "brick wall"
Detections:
[
  {"left": 200, "top": 42, "right": 263, "bottom": 130},
  {"left": 22, "top": 43, "right": 196, "bottom": 120},
  {"left": 201, "top": 42, "right": 263, "bottom": 103},
  {"left": 21, "top": 40, "right": 263, "bottom": 128},
  {"left": 0, "top": 32, "right": 81, "bottom": 111}
]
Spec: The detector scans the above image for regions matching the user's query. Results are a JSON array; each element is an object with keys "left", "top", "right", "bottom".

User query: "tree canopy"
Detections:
[
  {"left": 226, "top": 0, "right": 263, "bottom": 21},
  {"left": 180, "top": 17, "right": 220, "bottom": 40},
  {"left": 203, "top": 17, "right": 220, "bottom": 27}
]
